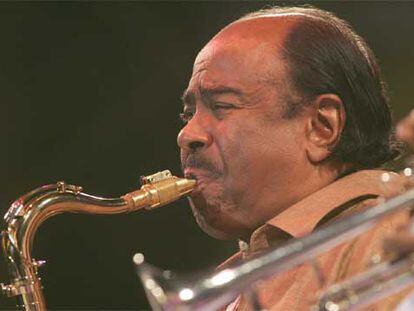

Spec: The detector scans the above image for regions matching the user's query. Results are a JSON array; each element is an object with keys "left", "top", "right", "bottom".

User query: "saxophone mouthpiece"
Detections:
[{"left": 123, "top": 170, "right": 196, "bottom": 211}]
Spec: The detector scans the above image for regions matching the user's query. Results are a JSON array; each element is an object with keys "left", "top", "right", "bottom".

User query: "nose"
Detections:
[{"left": 177, "top": 117, "right": 212, "bottom": 152}]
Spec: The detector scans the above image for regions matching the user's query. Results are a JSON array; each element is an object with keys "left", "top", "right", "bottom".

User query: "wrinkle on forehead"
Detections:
[
  {"left": 195, "top": 40, "right": 280, "bottom": 78},
  {"left": 194, "top": 15, "right": 298, "bottom": 82},
  {"left": 185, "top": 15, "right": 300, "bottom": 111}
]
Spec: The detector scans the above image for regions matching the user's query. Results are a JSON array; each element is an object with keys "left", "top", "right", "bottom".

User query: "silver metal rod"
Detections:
[{"left": 142, "top": 188, "right": 414, "bottom": 310}]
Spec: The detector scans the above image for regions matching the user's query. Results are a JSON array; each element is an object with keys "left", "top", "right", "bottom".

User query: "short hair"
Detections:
[{"left": 239, "top": 6, "right": 400, "bottom": 169}]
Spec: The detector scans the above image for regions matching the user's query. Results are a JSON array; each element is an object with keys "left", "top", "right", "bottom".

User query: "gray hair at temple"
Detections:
[{"left": 238, "top": 6, "right": 400, "bottom": 169}]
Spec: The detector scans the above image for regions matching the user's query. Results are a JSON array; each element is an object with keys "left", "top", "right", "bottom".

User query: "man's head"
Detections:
[{"left": 178, "top": 6, "right": 399, "bottom": 240}]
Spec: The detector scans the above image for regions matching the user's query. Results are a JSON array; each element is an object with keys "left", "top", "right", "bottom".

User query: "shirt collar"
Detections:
[
  {"left": 220, "top": 170, "right": 406, "bottom": 262},
  {"left": 266, "top": 169, "right": 402, "bottom": 238}
]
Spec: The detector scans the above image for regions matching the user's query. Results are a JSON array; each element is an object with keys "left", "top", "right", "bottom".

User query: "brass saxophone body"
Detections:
[{"left": 1, "top": 170, "right": 195, "bottom": 311}]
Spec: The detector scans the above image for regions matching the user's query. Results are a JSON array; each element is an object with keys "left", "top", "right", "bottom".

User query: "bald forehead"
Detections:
[
  {"left": 185, "top": 14, "right": 301, "bottom": 110},
  {"left": 213, "top": 15, "right": 300, "bottom": 49},
  {"left": 192, "top": 15, "right": 299, "bottom": 74},
  {"left": 192, "top": 15, "right": 299, "bottom": 83}
]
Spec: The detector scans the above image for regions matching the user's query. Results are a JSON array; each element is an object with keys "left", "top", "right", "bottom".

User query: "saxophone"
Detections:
[{"left": 0, "top": 170, "right": 195, "bottom": 311}]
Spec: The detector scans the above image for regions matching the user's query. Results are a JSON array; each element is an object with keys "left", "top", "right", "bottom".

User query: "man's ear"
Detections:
[{"left": 305, "top": 94, "right": 346, "bottom": 163}]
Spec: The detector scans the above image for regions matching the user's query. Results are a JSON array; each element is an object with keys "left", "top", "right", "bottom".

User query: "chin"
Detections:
[
  {"left": 195, "top": 216, "right": 235, "bottom": 240},
  {"left": 188, "top": 196, "right": 247, "bottom": 241}
]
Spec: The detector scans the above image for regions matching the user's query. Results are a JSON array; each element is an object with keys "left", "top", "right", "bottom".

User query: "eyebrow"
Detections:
[
  {"left": 181, "top": 89, "right": 195, "bottom": 107},
  {"left": 181, "top": 85, "right": 243, "bottom": 107}
]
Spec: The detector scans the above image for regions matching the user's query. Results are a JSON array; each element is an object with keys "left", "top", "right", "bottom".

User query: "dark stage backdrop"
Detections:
[{"left": 0, "top": 1, "right": 413, "bottom": 310}]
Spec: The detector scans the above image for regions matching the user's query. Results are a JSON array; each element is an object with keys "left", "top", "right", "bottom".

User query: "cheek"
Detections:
[
  {"left": 221, "top": 120, "right": 302, "bottom": 185},
  {"left": 216, "top": 122, "right": 265, "bottom": 186}
]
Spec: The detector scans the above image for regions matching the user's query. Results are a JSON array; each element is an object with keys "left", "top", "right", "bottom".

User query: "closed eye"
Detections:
[
  {"left": 210, "top": 102, "right": 239, "bottom": 119},
  {"left": 179, "top": 102, "right": 238, "bottom": 123},
  {"left": 212, "top": 102, "right": 234, "bottom": 109}
]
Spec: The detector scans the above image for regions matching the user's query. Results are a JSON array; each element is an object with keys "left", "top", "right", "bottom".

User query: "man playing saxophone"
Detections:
[{"left": 178, "top": 6, "right": 411, "bottom": 310}]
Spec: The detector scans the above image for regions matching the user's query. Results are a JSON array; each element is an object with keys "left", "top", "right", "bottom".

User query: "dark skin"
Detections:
[{"left": 178, "top": 15, "right": 347, "bottom": 240}]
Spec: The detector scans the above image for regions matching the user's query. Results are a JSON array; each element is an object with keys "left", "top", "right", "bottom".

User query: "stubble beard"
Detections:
[{"left": 189, "top": 179, "right": 242, "bottom": 239}]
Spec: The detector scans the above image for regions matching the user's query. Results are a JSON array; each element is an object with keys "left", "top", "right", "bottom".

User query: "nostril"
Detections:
[{"left": 189, "top": 141, "right": 205, "bottom": 151}]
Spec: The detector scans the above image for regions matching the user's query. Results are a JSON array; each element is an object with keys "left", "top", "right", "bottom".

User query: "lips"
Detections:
[
  {"left": 184, "top": 168, "right": 211, "bottom": 196},
  {"left": 183, "top": 169, "right": 196, "bottom": 180}
]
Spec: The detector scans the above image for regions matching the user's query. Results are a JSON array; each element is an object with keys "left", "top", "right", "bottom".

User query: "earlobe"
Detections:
[{"left": 306, "top": 94, "right": 346, "bottom": 163}]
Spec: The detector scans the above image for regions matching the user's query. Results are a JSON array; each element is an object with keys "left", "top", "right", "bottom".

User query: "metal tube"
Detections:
[{"left": 136, "top": 188, "right": 414, "bottom": 310}]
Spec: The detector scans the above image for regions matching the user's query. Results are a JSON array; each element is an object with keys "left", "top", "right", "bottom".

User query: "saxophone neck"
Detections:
[{"left": 1, "top": 169, "right": 195, "bottom": 311}]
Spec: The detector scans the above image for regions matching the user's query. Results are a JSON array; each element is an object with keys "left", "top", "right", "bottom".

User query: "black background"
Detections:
[{"left": 0, "top": 1, "right": 413, "bottom": 310}]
